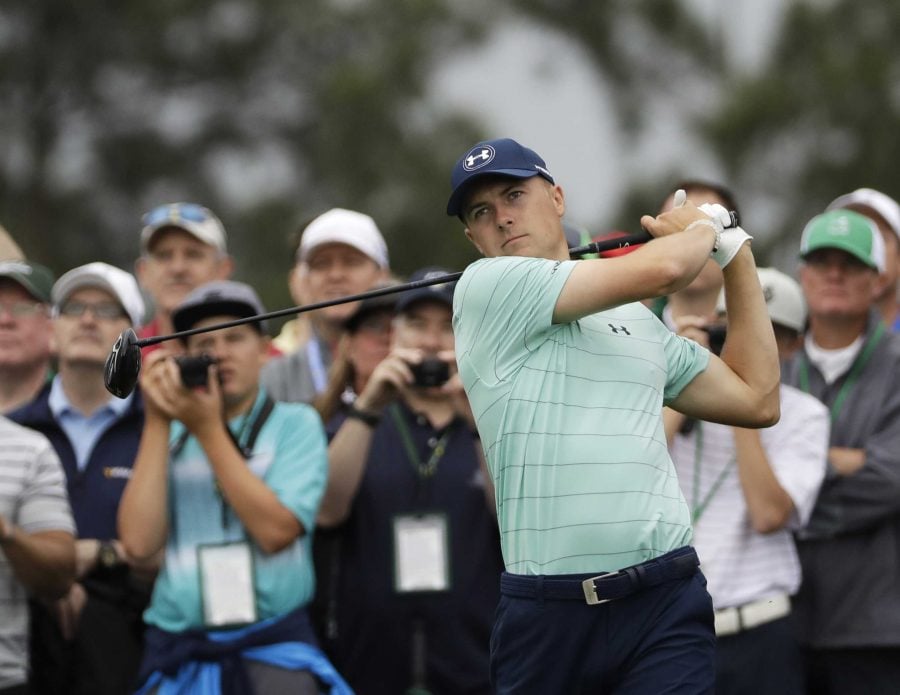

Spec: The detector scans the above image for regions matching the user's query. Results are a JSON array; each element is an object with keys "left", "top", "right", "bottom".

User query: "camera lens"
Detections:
[{"left": 411, "top": 357, "right": 450, "bottom": 387}]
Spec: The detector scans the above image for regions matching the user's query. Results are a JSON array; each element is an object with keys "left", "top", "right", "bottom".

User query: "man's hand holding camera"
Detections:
[
  {"left": 353, "top": 347, "right": 454, "bottom": 418},
  {"left": 140, "top": 350, "right": 225, "bottom": 437}
]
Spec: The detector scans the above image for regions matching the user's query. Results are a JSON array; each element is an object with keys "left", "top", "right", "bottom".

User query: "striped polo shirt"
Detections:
[
  {"left": 453, "top": 257, "right": 708, "bottom": 576},
  {"left": 0, "top": 416, "right": 74, "bottom": 688}
]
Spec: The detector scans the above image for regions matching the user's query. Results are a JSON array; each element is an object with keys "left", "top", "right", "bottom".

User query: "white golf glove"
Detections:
[{"left": 698, "top": 202, "right": 752, "bottom": 269}]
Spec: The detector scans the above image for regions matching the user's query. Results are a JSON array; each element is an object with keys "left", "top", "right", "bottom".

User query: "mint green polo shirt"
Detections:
[{"left": 453, "top": 257, "right": 709, "bottom": 575}]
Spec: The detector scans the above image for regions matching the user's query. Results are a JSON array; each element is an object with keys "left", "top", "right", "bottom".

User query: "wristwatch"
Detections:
[{"left": 97, "top": 541, "right": 121, "bottom": 569}]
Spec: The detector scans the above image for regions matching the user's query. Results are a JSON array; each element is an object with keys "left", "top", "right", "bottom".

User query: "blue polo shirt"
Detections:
[{"left": 144, "top": 389, "right": 328, "bottom": 633}]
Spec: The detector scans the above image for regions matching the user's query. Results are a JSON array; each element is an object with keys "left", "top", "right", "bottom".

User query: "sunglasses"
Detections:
[
  {"left": 58, "top": 301, "right": 128, "bottom": 321},
  {"left": 142, "top": 203, "right": 211, "bottom": 228}
]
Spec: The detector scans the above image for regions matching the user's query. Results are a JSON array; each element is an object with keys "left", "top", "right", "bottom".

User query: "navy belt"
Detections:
[{"left": 500, "top": 546, "right": 700, "bottom": 606}]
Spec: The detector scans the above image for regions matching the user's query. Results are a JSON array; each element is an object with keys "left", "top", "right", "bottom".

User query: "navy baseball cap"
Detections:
[
  {"left": 395, "top": 267, "right": 456, "bottom": 314},
  {"left": 172, "top": 280, "right": 267, "bottom": 336},
  {"left": 446, "top": 138, "right": 555, "bottom": 217}
]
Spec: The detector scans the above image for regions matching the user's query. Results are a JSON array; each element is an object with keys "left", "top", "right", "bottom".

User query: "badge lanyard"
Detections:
[
  {"left": 388, "top": 404, "right": 455, "bottom": 480},
  {"left": 306, "top": 337, "right": 329, "bottom": 394},
  {"left": 798, "top": 322, "right": 885, "bottom": 423},
  {"left": 690, "top": 421, "right": 736, "bottom": 524}
]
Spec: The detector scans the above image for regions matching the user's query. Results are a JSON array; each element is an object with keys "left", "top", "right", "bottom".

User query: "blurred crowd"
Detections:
[{"left": 0, "top": 174, "right": 898, "bottom": 694}]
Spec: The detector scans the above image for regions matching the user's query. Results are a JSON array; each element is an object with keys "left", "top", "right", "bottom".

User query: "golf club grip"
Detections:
[{"left": 568, "top": 231, "right": 652, "bottom": 258}]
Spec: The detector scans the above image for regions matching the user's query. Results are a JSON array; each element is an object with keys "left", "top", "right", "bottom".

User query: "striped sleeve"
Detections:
[{"left": 1, "top": 422, "right": 75, "bottom": 535}]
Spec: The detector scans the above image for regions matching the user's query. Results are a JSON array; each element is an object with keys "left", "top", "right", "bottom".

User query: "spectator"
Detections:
[
  {"left": 826, "top": 188, "right": 900, "bottom": 330},
  {"left": 0, "top": 416, "right": 75, "bottom": 695},
  {"left": 313, "top": 285, "right": 397, "bottom": 428},
  {"left": 0, "top": 261, "right": 55, "bottom": 413},
  {"left": 262, "top": 208, "right": 389, "bottom": 403},
  {"left": 782, "top": 210, "right": 900, "bottom": 694},
  {"left": 657, "top": 181, "right": 741, "bottom": 325},
  {"left": 315, "top": 268, "right": 501, "bottom": 695},
  {"left": 135, "top": 202, "right": 233, "bottom": 348},
  {"left": 8, "top": 262, "right": 151, "bottom": 695},
  {"left": 118, "top": 280, "right": 350, "bottom": 693},
  {"left": 665, "top": 268, "right": 829, "bottom": 694}
]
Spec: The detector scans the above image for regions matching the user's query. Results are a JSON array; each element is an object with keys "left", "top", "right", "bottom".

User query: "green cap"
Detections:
[
  {"left": 799, "top": 210, "right": 885, "bottom": 273},
  {"left": 0, "top": 260, "right": 55, "bottom": 303}
]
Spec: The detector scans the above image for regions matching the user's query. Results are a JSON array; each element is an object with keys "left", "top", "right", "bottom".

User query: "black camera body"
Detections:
[
  {"left": 703, "top": 325, "right": 727, "bottom": 357},
  {"left": 410, "top": 357, "right": 450, "bottom": 388},
  {"left": 175, "top": 354, "right": 218, "bottom": 388}
]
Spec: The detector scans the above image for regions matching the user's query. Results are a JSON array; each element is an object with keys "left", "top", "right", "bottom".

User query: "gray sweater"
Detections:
[
  {"left": 260, "top": 337, "right": 331, "bottom": 405},
  {"left": 783, "top": 312, "right": 900, "bottom": 648}
]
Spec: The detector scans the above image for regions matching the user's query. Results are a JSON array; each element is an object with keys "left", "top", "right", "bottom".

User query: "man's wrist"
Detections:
[
  {"left": 683, "top": 218, "right": 721, "bottom": 252},
  {"left": 346, "top": 404, "right": 382, "bottom": 427}
]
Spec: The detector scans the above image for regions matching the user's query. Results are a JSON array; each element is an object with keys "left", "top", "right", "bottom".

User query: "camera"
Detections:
[
  {"left": 410, "top": 356, "right": 450, "bottom": 388},
  {"left": 703, "top": 324, "right": 727, "bottom": 357},
  {"left": 175, "top": 354, "right": 218, "bottom": 388}
]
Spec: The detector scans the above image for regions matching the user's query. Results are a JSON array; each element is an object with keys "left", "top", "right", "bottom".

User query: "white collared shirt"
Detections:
[{"left": 670, "top": 385, "right": 829, "bottom": 609}]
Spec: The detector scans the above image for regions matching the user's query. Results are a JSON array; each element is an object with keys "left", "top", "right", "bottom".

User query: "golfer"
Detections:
[{"left": 448, "top": 138, "right": 780, "bottom": 693}]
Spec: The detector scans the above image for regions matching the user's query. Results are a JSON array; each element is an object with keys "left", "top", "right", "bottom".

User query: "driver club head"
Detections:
[{"left": 104, "top": 328, "right": 142, "bottom": 398}]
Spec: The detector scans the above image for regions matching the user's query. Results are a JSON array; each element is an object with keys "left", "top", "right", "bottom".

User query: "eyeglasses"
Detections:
[
  {"left": 0, "top": 300, "right": 48, "bottom": 319},
  {"left": 142, "top": 203, "right": 211, "bottom": 228},
  {"left": 57, "top": 301, "right": 127, "bottom": 321}
]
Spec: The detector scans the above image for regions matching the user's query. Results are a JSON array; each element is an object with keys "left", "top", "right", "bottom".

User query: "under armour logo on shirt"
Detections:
[{"left": 609, "top": 324, "right": 630, "bottom": 335}]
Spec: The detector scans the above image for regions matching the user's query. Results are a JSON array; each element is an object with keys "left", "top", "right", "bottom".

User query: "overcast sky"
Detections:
[{"left": 429, "top": 0, "right": 785, "bottom": 231}]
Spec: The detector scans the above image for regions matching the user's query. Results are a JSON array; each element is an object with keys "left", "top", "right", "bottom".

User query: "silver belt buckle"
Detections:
[{"left": 581, "top": 571, "right": 621, "bottom": 606}]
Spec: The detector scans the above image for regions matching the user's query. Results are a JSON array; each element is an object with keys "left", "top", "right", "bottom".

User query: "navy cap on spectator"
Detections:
[
  {"left": 172, "top": 280, "right": 267, "bottom": 336},
  {"left": 446, "top": 138, "right": 554, "bottom": 217},
  {"left": 0, "top": 260, "right": 55, "bottom": 303},
  {"left": 395, "top": 267, "right": 456, "bottom": 314},
  {"left": 344, "top": 283, "right": 398, "bottom": 333}
]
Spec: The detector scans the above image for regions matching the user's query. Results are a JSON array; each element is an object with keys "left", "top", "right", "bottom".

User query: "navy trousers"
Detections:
[
  {"left": 491, "top": 551, "right": 715, "bottom": 694},
  {"left": 716, "top": 616, "right": 804, "bottom": 694}
]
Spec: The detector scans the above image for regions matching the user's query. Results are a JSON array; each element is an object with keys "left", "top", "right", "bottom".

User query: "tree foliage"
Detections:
[{"left": 0, "top": 0, "right": 485, "bottom": 313}]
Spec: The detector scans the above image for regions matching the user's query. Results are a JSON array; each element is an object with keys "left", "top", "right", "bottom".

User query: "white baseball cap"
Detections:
[
  {"left": 140, "top": 202, "right": 228, "bottom": 254},
  {"left": 716, "top": 267, "right": 807, "bottom": 332},
  {"left": 297, "top": 208, "right": 389, "bottom": 269},
  {"left": 826, "top": 187, "right": 900, "bottom": 241},
  {"left": 52, "top": 262, "right": 146, "bottom": 326}
]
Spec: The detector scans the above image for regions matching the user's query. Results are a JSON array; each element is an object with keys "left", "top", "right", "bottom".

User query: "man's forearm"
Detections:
[
  {"left": 196, "top": 423, "right": 303, "bottom": 554},
  {"left": 317, "top": 418, "right": 376, "bottom": 527},
  {"left": 118, "top": 415, "right": 171, "bottom": 560},
  {"left": 719, "top": 247, "right": 781, "bottom": 417},
  {"left": 1, "top": 528, "right": 75, "bottom": 600},
  {"left": 732, "top": 428, "right": 794, "bottom": 533}
]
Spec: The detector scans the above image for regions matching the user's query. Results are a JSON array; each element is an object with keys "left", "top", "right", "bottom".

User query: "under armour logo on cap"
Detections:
[{"left": 464, "top": 146, "right": 496, "bottom": 171}]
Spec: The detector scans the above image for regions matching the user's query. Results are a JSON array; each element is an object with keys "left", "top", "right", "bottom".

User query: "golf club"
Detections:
[{"left": 103, "top": 215, "right": 736, "bottom": 399}]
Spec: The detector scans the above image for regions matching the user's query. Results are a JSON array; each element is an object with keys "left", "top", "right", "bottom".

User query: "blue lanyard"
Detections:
[{"left": 306, "top": 338, "right": 329, "bottom": 394}]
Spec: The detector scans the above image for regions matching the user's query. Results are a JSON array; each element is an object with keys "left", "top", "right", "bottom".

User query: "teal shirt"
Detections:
[
  {"left": 453, "top": 257, "right": 709, "bottom": 575},
  {"left": 144, "top": 390, "right": 328, "bottom": 632}
]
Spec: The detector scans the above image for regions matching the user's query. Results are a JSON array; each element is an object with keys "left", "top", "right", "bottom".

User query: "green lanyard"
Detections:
[
  {"left": 389, "top": 404, "right": 454, "bottom": 479},
  {"left": 799, "top": 322, "right": 885, "bottom": 423},
  {"left": 690, "top": 421, "right": 736, "bottom": 524}
]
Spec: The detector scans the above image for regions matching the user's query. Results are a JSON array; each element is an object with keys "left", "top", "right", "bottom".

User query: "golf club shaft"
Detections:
[{"left": 137, "top": 230, "right": 654, "bottom": 348}]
